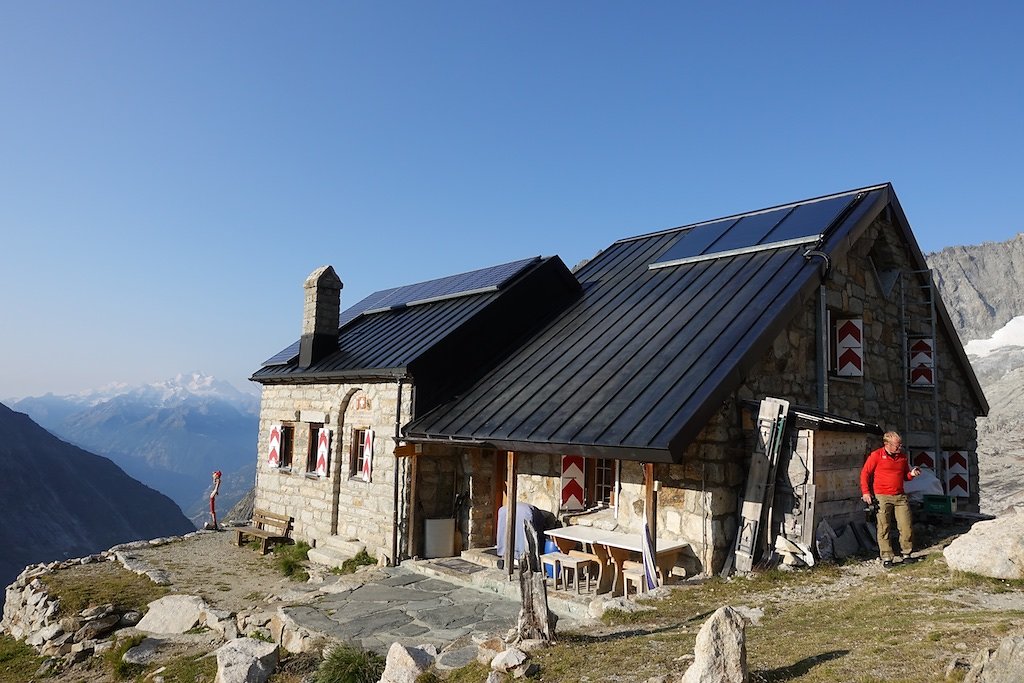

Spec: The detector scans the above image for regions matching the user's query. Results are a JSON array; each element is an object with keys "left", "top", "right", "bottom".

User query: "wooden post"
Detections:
[
  {"left": 514, "top": 519, "right": 555, "bottom": 643},
  {"left": 407, "top": 452, "right": 419, "bottom": 559},
  {"left": 504, "top": 451, "right": 519, "bottom": 579},
  {"left": 644, "top": 462, "right": 658, "bottom": 587}
]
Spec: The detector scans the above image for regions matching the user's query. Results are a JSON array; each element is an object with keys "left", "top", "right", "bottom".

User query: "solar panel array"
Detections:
[
  {"left": 649, "top": 193, "right": 858, "bottom": 269},
  {"left": 261, "top": 256, "right": 541, "bottom": 366}
]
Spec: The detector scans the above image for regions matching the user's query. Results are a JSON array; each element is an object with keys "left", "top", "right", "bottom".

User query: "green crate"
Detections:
[{"left": 923, "top": 494, "right": 954, "bottom": 515}]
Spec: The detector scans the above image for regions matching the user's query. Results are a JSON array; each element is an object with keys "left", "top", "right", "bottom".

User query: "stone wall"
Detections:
[{"left": 254, "top": 381, "right": 413, "bottom": 562}]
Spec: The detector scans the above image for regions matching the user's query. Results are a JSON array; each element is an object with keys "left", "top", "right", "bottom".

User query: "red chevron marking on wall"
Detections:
[
  {"left": 948, "top": 473, "right": 969, "bottom": 497},
  {"left": 837, "top": 320, "right": 862, "bottom": 345},
  {"left": 838, "top": 348, "right": 863, "bottom": 371},
  {"left": 910, "top": 366, "right": 934, "bottom": 385},
  {"left": 912, "top": 451, "right": 935, "bottom": 469},
  {"left": 561, "top": 454, "right": 586, "bottom": 510},
  {"left": 561, "top": 478, "right": 585, "bottom": 507},
  {"left": 947, "top": 451, "right": 968, "bottom": 472}
]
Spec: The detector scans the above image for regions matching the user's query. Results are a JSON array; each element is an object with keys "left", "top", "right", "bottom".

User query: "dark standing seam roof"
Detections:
[
  {"left": 404, "top": 185, "right": 921, "bottom": 462},
  {"left": 251, "top": 256, "right": 554, "bottom": 383},
  {"left": 258, "top": 256, "right": 542, "bottom": 370}
]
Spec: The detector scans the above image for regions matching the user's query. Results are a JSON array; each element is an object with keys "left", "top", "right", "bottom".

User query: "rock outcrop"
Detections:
[{"left": 943, "top": 514, "right": 1024, "bottom": 579}]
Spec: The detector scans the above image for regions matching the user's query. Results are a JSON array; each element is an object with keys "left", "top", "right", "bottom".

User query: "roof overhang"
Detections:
[
  {"left": 400, "top": 434, "right": 676, "bottom": 463},
  {"left": 251, "top": 367, "right": 409, "bottom": 385}
]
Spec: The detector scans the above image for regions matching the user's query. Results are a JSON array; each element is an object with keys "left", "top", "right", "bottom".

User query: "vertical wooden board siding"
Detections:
[{"left": 814, "top": 469, "right": 862, "bottom": 501}]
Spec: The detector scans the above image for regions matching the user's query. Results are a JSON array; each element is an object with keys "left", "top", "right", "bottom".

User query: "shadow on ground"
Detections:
[{"left": 753, "top": 650, "right": 849, "bottom": 682}]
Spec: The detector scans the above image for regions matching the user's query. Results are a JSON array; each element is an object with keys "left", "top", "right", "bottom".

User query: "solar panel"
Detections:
[
  {"left": 649, "top": 192, "right": 859, "bottom": 270},
  {"left": 261, "top": 256, "right": 541, "bottom": 366}
]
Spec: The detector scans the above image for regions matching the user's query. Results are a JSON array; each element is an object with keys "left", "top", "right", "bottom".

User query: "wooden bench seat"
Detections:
[{"left": 235, "top": 508, "right": 293, "bottom": 555}]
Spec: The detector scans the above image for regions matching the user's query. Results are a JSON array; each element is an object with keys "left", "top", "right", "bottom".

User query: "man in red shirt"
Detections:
[{"left": 861, "top": 431, "right": 921, "bottom": 568}]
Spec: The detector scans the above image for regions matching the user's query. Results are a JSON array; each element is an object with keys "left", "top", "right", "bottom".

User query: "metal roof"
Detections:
[
  {"left": 251, "top": 256, "right": 582, "bottom": 414},
  {"left": 404, "top": 184, "right": 987, "bottom": 462},
  {"left": 260, "top": 256, "right": 541, "bottom": 368}
]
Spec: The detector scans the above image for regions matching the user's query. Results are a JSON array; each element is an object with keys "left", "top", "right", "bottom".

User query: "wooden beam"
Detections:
[{"left": 504, "top": 451, "right": 519, "bottom": 579}]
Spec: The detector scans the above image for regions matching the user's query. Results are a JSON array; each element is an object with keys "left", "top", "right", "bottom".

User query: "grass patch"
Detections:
[
  {"left": 332, "top": 549, "right": 377, "bottom": 575},
  {"left": 417, "top": 661, "right": 493, "bottom": 682},
  {"left": 103, "top": 633, "right": 146, "bottom": 680},
  {"left": 273, "top": 541, "right": 311, "bottom": 581},
  {"left": 40, "top": 562, "right": 168, "bottom": 616},
  {"left": 152, "top": 652, "right": 218, "bottom": 682},
  {"left": 315, "top": 643, "right": 385, "bottom": 683},
  {"left": 526, "top": 556, "right": 1024, "bottom": 683},
  {"left": 0, "top": 634, "right": 45, "bottom": 683}
]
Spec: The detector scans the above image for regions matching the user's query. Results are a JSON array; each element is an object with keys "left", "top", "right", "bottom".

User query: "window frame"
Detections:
[
  {"left": 587, "top": 457, "right": 618, "bottom": 506},
  {"left": 305, "top": 422, "right": 325, "bottom": 475},
  {"left": 278, "top": 424, "right": 295, "bottom": 470},
  {"left": 349, "top": 427, "right": 369, "bottom": 479}
]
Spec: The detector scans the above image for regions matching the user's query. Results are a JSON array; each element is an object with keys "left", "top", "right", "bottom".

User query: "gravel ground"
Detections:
[{"left": 129, "top": 529, "right": 323, "bottom": 612}]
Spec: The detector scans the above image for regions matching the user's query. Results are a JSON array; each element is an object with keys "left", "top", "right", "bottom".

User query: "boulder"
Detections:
[
  {"left": 492, "top": 647, "right": 528, "bottom": 672},
  {"left": 214, "top": 638, "right": 279, "bottom": 683},
  {"left": 379, "top": 643, "right": 436, "bottom": 683},
  {"left": 136, "top": 595, "right": 209, "bottom": 634},
  {"left": 26, "top": 623, "right": 63, "bottom": 647},
  {"left": 944, "top": 516, "right": 1024, "bottom": 579},
  {"left": 123, "top": 638, "right": 167, "bottom": 666},
  {"left": 964, "top": 636, "right": 1024, "bottom": 682},
  {"left": 73, "top": 613, "right": 121, "bottom": 642},
  {"left": 681, "top": 606, "right": 748, "bottom": 683}
]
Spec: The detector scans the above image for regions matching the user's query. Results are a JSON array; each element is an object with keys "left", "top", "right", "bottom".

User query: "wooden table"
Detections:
[{"left": 545, "top": 526, "right": 689, "bottom": 595}]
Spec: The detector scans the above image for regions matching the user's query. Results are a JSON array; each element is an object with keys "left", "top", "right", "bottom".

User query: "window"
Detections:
[
  {"left": 591, "top": 458, "right": 616, "bottom": 505},
  {"left": 279, "top": 425, "right": 294, "bottom": 469},
  {"left": 305, "top": 423, "right": 324, "bottom": 473},
  {"left": 350, "top": 428, "right": 370, "bottom": 479},
  {"left": 590, "top": 458, "right": 617, "bottom": 506}
]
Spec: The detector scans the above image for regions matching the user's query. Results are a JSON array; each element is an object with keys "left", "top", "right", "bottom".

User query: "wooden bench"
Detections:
[{"left": 234, "top": 509, "right": 293, "bottom": 555}]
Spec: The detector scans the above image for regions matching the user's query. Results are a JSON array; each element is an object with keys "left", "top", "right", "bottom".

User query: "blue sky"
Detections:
[{"left": 1, "top": 2, "right": 1021, "bottom": 398}]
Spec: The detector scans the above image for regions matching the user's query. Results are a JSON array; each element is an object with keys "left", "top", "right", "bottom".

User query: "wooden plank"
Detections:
[{"left": 733, "top": 397, "right": 790, "bottom": 573}]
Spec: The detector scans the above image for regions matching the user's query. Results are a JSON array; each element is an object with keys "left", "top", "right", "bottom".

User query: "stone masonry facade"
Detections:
[
  {"left": 254, "top": 381, "right": 413, "bottom": 563},
  {"left": 506, "top": 217, "right": 984, "bottom": 574}
]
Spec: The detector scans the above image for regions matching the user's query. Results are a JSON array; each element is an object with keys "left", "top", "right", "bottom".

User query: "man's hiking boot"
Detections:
[{"left": 882, "top": 559, "right": 894, "bottom": 569}]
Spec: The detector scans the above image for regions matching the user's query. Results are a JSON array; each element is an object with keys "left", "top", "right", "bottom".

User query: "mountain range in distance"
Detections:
[{"left": 7, "top": 372, "right": 260, "bottom": 527}]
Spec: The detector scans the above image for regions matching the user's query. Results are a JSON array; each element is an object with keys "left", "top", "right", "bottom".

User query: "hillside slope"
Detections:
[{"left": 0, "top": 403, "right": 195, "bottom": 601}]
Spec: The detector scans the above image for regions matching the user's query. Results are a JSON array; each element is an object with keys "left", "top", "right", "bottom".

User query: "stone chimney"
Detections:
[{"left": 298, "top": 265, "right": 343, "bottom": 369}]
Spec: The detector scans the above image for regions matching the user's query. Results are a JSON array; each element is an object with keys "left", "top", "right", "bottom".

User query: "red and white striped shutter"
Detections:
[
  {"left": 835, "top": 319, "right": 864, "bottom": 377},
  {"left": 361, "top": 428, "right": 374, "bottom": 481},
  {"left": 267, "top": 425, "right": 282, "bottom": 467},
  {"left": 945, "top": 450, "right": 969, "bottom": 497},
  {"left": 909, "top": 337, "right": 935, "bottom": 387},
  {"left": 560, "top": 455, "right": 585, "bottom": 511},
  {"left": 315, "top": 428, "right": 331, "bottom": 478},
  {"left": 911, "top": 449, "right": 935, "bottom": 470}
]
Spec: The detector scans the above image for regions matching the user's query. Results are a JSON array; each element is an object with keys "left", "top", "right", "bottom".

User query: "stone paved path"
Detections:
[{"left": 284, "top": 566, "right": 520, "bottom": 654}]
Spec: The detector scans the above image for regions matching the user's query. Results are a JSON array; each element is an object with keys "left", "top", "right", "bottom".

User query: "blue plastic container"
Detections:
[{"left": 543, "top": 537, "right": 558, "bottom": 577}]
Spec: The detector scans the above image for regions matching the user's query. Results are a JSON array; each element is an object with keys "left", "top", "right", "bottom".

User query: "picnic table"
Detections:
[{"left": 545, "top": 525, "right": 689, "bottom": 596}]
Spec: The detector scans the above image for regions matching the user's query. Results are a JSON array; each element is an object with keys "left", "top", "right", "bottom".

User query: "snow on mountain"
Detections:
[
  {"left": 54, "top": 372, "right": 260, "bottom": 412},
  {"left": 965, "top": 316, "right": 1024, "bottom": 358}
]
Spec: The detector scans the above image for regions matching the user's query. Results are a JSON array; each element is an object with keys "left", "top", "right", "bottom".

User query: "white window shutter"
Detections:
[
  {"left": 268, "top": 424, "right": 282, "bottom": 467},
  {"left": 315, "top": 428, "right": 331, "bottom": 478},
  {"left": 361, "top": 428, "right": 374, "bottom": 482}
]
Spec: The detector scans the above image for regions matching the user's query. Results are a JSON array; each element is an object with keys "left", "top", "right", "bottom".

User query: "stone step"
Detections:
[
  {"left": 308, "top": 536, "right": 366, "bottom": 569},
  {"left": 402, "top": 556, "right": 592, "bottom": 621}
]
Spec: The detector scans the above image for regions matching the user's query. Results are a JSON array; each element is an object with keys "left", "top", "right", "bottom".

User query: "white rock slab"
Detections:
[
  {"left": 214, "top": 638, "right": 279, "bottom": 683},
  {"left": 136, "top": 595, "right": 209, "bottom": 634}
]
